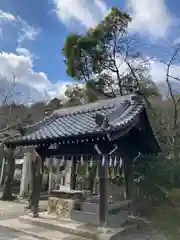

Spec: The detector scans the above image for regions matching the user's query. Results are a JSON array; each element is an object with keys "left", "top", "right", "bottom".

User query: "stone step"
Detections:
[
  {"left": 0, "top": 218, "right": 90, "bottom": 240},
  {"left": 19, "top": 214, "right": 99, "bottom": 239},
  {"left": 19, "top": 213, "right": 125, "bottom": 240}
]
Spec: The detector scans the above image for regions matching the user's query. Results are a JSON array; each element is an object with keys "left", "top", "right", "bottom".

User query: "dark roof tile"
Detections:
[{"left": 6, "top": 94, "right": 144, "bottom": 145}]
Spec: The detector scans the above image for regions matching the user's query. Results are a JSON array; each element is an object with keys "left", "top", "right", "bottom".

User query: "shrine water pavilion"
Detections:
[{"left": 5, "top": 93, "right": 160, "bottom": 229}]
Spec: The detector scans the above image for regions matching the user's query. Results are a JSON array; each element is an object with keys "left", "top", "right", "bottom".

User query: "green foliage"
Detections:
[
  {"left": 63, "top": 7, "right": 157, "bottom": 99},
  {"left": 134, "top": 152, "right": 180, "bottom": 206},
  {"left": 134, "top": 154, "right": 170, "bottom": 202}
]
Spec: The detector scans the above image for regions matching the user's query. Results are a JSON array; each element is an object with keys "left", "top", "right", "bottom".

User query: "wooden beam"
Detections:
[{"left": 40, "top": 141, "right": 118, "bottom": 157}]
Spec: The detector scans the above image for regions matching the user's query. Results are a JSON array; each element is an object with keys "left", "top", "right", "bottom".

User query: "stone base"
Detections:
[
  {"left": 48, "top": 197, "right": 77, "bottom": 218},
  {"left": 81, "top": 200, "right": 131, "bottom": 214},
  {"left": 71, "top": 209, "right": 128, "bottom": 228}
]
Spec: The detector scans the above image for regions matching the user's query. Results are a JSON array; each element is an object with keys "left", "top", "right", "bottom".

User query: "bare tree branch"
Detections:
[{"left": 0, "top": 75, "right": 32, "bottom": 142}]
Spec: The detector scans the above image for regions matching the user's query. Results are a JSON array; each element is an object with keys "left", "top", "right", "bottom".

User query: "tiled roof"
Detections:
[{"left": 5, "top": 94, "right": 144, "bottom": 145}]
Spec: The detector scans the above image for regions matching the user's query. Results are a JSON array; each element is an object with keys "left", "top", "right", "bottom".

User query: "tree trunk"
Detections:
[{"left": 1, "top": 147, "right": 16, "bottom": 201}]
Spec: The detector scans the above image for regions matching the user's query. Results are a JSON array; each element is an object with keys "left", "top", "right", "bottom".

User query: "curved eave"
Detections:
[{"left": 6, "top": 118, "right": 140, "bottom": 147}]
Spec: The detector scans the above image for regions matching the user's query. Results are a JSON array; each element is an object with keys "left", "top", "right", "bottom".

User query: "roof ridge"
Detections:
[
  {"left": 57, "top": 103, "right": 115, "bottom": 117},
  {"left": 54, "top": 94, "right": 134, "bottom": 116}
]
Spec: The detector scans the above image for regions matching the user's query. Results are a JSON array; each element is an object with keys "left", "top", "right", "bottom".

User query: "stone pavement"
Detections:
[
  {"left": 0, "top": 215, "right": 168, "bottom": 240},
  {"left": 0, "top": 199, "right": 47, "bottom": 220},
  {"left": 0, "top": 219, "right": 90, "bottom": 240},
  {"left": 0, "top": 200, "right": 168, "bottom": 240},
  {"left": 0, "top": 226, "right": 41, "bottom": 240},
  {"left": 0, "top": 200, "right": 89, "bottom": 240},
  {"left": 0, "top": 200, "right": 49, "bottom": 240},
  {"left": 0, "top": 201, "right": 26, "bottom": 220}
]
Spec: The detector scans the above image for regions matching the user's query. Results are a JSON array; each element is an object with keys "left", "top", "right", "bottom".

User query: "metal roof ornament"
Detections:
[{"left": 95, "top": 113, "right": 109, "bottom": 128}]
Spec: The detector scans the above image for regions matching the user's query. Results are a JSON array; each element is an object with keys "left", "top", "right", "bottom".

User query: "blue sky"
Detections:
[{"left": 0, "top": 0, "right": 180, "bottom": 102}]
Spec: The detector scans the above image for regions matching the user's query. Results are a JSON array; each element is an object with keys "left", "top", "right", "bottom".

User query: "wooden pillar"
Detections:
[
  {"left": 99, "top": 155, "right": 108, "bottom": 227},
  {"left": 70, "top": 156, "right": 77, "bottom": 190},
  {"left": 30, "top": 150, "right": 43, "bottom": 217}
]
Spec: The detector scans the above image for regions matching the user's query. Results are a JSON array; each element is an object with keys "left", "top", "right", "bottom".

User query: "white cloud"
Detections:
[
  {"left": 0, "top": 52, "right": 49, "bottom": 89},
  {"left": 0, "top": 10, "right": 16, "bottom": 21},
  {"left": 0, "top": 52, "right": 69, "bottom": 102},
  {"left": 0, "top": 10, "right": 16, "bottom": 39},
  {"left": 53, "top": 0, "right": 108, "bottom": 28},
  {"left": 52, "top": 0, "right": 174, "bottom": 39},
  {"left": 17, "top": 17, "right": 41, "bottom": 45},
  {"left": 16, "top": 47, "right": 32, "bottom": 58},
  {"left": 0, "top": 10, "right": 66, "bottom": 102},
  {"left": 0, "top": 10, "right": 40, "bottom": 45},
  {"left": 127, "top": 0, "right": 174, "bottom": 39},
  {"left": 150, "top": 60, "right": 180, "bottom": 83},
  {"left": 16, "top": 47, "right": 39, "bottom": 62}
]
